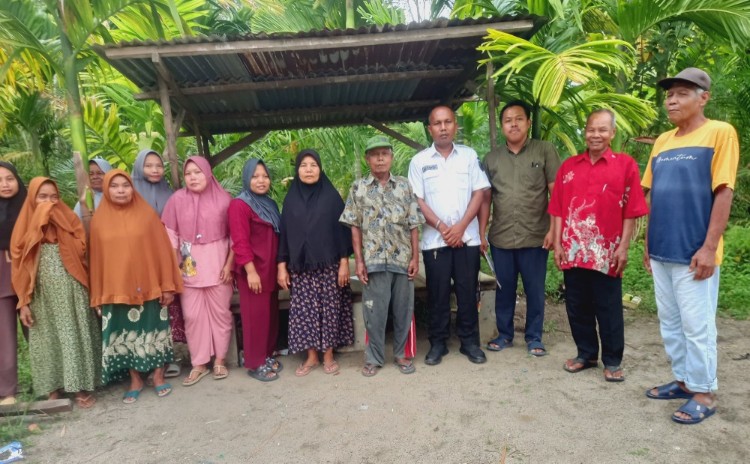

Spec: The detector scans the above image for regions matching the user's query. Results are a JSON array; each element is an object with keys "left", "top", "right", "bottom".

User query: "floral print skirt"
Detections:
[
  {"left": 28, "top": 244, "right": 101, "bottom": 395},
  {"left": 288, "top": 264, "right": 354, "bottom": 353},
  {"left": 101, "top": 299, "right": 173, "bottom": 384}
]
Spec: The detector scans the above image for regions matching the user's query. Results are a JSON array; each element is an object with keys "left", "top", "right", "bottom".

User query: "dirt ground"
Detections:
[{"left": 16, "top": 300, "right": 750, "bottom": 464}]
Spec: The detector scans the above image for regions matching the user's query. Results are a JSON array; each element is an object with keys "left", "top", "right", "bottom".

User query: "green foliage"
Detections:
[{"left": 718, "top": 225, "right": 750, "bottom": 319}]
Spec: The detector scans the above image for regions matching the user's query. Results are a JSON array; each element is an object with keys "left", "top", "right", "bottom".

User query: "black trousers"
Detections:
[
  {"left": 563, "top": 268, "right": 624, "bottom": 367},
  {"left": 423, "top": 246, "right": 480, "bottom": 347}
]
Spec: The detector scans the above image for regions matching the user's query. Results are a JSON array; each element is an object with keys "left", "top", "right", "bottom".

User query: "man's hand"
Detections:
[
  {"left": 690, "top": 245, "right": 717, "bottom": 280},
  {"left": 543, "top": 229, "right": 554, "bottom": 250},
  {"left": 480, "top": 236, "right": 489, "bottom": 254},
  {"left": 441, "top": 224, "right": 465, "bottom": 248},
  {"left": 611, "top": 245, "right": 628, "bottom": 275},
  {"left": 356, "top": 260, "right": 368, "bottom": 285},
  {"left": 407, "top": 257, "right": 419, "bottom": 280}
]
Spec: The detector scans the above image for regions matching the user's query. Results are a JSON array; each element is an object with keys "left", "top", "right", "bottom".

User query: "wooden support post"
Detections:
[
  {"left": 364, "top": 118, "right": 426, "bottom": 151},
  {"left": 157, "top": 72, "right": 182, "bottom": 189},
  {"left": 487, "top": 61, "right": 498, "bottom": 151}
]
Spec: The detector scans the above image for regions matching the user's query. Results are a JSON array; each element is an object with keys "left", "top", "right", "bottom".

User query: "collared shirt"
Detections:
[
  {"left": 408, "top": 143, "right": 490, "bottom": 250},
  {"left": 483, "top": 138, "right": 560, "bottom": 249},
  {"left": 642, "top": 120, "right": 739, "bottom": 266},
  {"left": 549, "top": 148, "right": 649, "bottom": 277},
  {"left": 339, "top": 173, "right": 424, "bottom": 274}
]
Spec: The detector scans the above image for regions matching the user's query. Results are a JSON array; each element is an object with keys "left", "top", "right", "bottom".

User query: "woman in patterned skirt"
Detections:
[
  {"left": 89, "top": 170, "right": 183, "bottom": 404},
  {"left": 131, "top": 149, "right": 185, "bottom": 379},
  {"left": 277, "top": 149, "right": 354, "bottom": 376},
  {"left": 11, "top": 178, "right": 100, "bottom": 408}
]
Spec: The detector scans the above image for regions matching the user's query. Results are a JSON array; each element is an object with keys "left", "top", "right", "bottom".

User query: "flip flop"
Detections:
[
  {"left": 604, "top": 366, "right": 625, "bottom": 382},
  {"left": 213, "top": 364, "right": 229, "bottom": 380},
  {"left": 165, "top": 363, "right": 181, "bottom": 378},
  {"left": 361, "top": 363, "right": 379, "bottom": 377},
  {"left": 563, "top": 357, "right": 598, "bottom": 373},
  {"left": 122, "top": 389, "right": 142, "bottom": 404},
  {"left": 323, "top": 360, "right": 340, "bottom": 375},
  {"left": 155, "top": 383, "right": 172, "bottom": 398},
  {"left": 295, "top": 363, "right": 319, "bottom": 377},
  {"left": 395, "top": 359, "right": 416, "bottom": 375},
  {"left": 487, "top": 338, "right": 513, "bottom": 352},
  {"left": 672, "top": 398, "right": 717, "bottom": 425},
  {"left": 646, "top": 381, "right": 695, "bottom": 400},
  {"left": 182, "top": 368, "right": 210, "bottom": 386}
]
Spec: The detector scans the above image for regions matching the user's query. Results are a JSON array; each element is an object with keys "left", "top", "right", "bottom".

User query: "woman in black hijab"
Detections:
[
  {"left": 277, "top": 149, "right": 354, "bottom": 376},
  {"left": 0, "top": 161, "right": 26, "bottom": 405}
]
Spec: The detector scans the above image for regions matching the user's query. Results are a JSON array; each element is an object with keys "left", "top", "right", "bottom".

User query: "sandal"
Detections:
[
  {"left": 323, "top": 360, "right": 340, "bottom": 375},
  {"left": 672, "top": 398, "right": 717, "bottom": 425},
  {"left": 487, "top": 338, "right": 513, "bottom": 352},
  {"left": 604, "top": 365, "right": 625, "bottom": 382},
  {"left": 527, "top": 341, "right": 548, "bottom": 357},
  {"left": 395, "top": 359, "right": 416, "bottom": 374},
  {"left": 74, "top": 394, "right": 96, "bottom": 409},
  {"left": 646, "top": 381, "right": 695, "bottom": 400},
  {"left": 122, "top": 389, "right": 142, "bottom": 405},
  {"left": 182, "top": 368, "right": 210, "bottom": 386},
  {"left": 265, "top": 357, "right": 284, "bottom": 374},
  {"left": 295, "top": 363, "right": 319, "bottom": 377},
  {"left": 563, "top": 357, "right": 598, "bottom": 373},
  {"left": 165, "top": 363, "right": 181, "bottom": 378},
  {"left": 155, "top": 383, "right": 172, "bottom": 398},
  {"left": 361, "top": 363, "right": 380, "bottom": 377},
  {"left": 248, "top": 365, "right": 278, "bottom": 382},
  {"left": 213, "top": 364, "right": 229, "bottom": 380}
]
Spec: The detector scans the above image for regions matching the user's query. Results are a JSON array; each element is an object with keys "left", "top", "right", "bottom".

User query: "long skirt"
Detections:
[
  {"left": 28, "top": 244, "right": 101, "bottom": 395},
  {"left": 182, "top": 284, "right": 233, "bottom": 366},
  {"left": 0, "top": 296, "right": 18, "bottom": 397},
  {"left": 101, "top": 299, "right": 173, "bottom": 384},
  {"left": 288, "top": 264, "right": 354, "bottom": 353},
  {"left": 237, "top": 268, "right": 278, "bottom": 370},
  {"left": 168, "top": 295, "right": 187, "bottom": 343}
]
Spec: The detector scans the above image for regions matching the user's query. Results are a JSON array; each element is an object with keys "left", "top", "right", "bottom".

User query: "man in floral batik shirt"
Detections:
[
  {"left": 548, "top": 109, "right": 648, "bottom": 383},
  {"left": 340, "top": 136, "right": 424, "bottom": 377}
]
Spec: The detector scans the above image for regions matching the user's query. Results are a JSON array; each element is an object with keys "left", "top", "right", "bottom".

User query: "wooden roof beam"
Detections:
[
  {"left": 134, "top": 68, "right": 465, "bottom": 100},
  {"left": 195, "top": 97, "right": 479, "bottom": 123},
  {"left": 364, "top": 118, "right": 425, "bottom": 151},
  {"left": 100, "top": 20, "right": 535, "bottom": 60},
  {"left": 209, "top": 131, "right": 269, "bottom": 167}
]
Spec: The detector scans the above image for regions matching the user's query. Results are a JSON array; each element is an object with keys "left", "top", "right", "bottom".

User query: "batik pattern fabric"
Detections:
[{"left": 101, "top": 298, "right": 173, "bottom": 384}]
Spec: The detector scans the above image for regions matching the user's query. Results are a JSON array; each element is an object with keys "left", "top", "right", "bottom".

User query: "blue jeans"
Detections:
[
  {"left": 490, "top": 246, "right": 548, "bottom": 345},
  {"left": 651, "top": 260, "right": 719, "bottom": 393}
]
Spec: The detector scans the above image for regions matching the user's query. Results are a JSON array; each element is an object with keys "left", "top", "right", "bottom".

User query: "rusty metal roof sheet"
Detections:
[{"left": 95, "top": 16, "right": 542, "bottom": 135}]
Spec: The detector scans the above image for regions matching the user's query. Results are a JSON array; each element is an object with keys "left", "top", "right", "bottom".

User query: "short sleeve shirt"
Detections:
[
  {"left": 549, "top": 149, "right": 649, "bottom": 277},
  {"left": 642, "top": 120, "right": 739, "bottom": 265},
  {"left": 339, "top": 174, "right": 424, "bottom": 274},
  {"left": 408, "top": 143, "right": 490, "bottom": 250},
  {"left": 483, "top": 139, "right": 560, "bottom": 249}
]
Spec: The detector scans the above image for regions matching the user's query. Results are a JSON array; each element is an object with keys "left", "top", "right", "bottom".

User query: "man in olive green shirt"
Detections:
[{"left": 480, "top": 100, "right": 561, "bottom": 356}]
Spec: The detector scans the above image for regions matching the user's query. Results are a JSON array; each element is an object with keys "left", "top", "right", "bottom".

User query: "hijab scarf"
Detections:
[
  {"left": 89, "top": 170, "right": 183, "bottom": 306},
  {"left": 0, "top": 161, "right": 27, "bottom": 250},
  {"left": 131, "top": 149, "right": 173, "bottom": 216},
  {"left": 279, "top": 149, "right": 352, "bottom": 271},
  {"left": 236, "top": 159, "right": 281, "bottom": 233},
  {"left": 10, "top": 178, "right": 88, "bottom": 308},
  {"left": 161, "top": 156, "right": 232, "bottom": 244}
]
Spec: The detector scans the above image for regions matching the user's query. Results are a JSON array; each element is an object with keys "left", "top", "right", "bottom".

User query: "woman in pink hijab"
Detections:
[{"left": 161, "top": 156, "right": 234, "bottom": 386}]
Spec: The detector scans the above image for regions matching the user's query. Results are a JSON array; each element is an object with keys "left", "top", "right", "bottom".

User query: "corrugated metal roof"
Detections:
[{"left": 96, "top": 16, "right": 543, "bottom": 135}]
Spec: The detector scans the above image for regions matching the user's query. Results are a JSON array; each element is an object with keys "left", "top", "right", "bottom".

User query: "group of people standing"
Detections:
[{"left": 0, "top": 67, "right": 736, "bottom": 426}]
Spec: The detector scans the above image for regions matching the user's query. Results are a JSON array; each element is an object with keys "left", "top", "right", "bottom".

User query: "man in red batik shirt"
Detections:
[{"left": 549, "top": 109, "right": 649, "bottom": 382}]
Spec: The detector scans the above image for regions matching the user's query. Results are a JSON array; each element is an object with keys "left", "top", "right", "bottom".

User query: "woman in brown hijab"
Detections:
[
  {"left": 89, "top": 170, "right": 183, "bottom": 404},
  {"left": 10, "top": 177, "right": 101, "bottom": 408}
]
